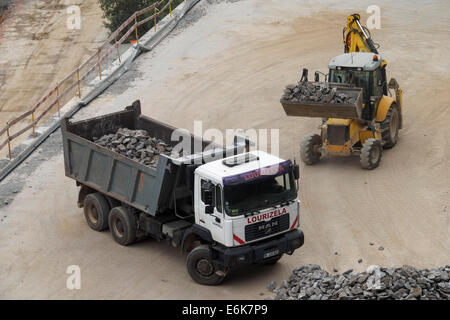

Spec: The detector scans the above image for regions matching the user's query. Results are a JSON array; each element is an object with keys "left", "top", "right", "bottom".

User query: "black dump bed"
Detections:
[{"left": 61, "top": 100, "right": 244, "bottom": 216}]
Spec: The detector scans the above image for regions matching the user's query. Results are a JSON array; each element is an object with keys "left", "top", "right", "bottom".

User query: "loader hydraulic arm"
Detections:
[
  {"left": 343, "top": 14, "right": 379, "bottom": 54},
  {"left": 343, "top": 14, "right": 389, "bottom": 95}
]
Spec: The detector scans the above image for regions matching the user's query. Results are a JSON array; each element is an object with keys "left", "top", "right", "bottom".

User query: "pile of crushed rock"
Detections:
[
  {"left": 267, "top": 264, "right": 450, "bottom": 300},
  {"left": 93, "top": 128, "right": 178, "bottom": 168},
  {"left": 281, "top": 82, "right": 356, "bottom": 104}
]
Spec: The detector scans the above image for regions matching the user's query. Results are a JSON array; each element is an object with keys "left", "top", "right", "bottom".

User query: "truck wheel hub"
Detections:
[
  {"left": 88, "top": 205, "right": 98, "bottom": 223},
  {"left": 197, "top": 258, "right": 213, "bottom": 276},
  {"left": 112, "top": 217, "right": 124, "bottom": 237}
]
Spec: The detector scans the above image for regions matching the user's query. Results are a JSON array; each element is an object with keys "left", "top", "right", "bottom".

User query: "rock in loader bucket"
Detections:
[{"left": 280, "top": 83, "right": 363, "bottom": 120}]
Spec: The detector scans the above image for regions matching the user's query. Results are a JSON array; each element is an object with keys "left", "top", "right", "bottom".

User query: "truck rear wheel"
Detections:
[
  {"left": 83, "top": 193, "right": 110, "bottom": 231},
  {"left": 109, "top": 206, "right": 136, "bottom": 246},
  {"left": 186, "top": 245, "right": 225, "bottom": 286},
  {"left": 360, "top": 138, "right": 382, "bottom": 170},
  {"left": 300, "top": 133, "right": 322, "bottom": 165}
]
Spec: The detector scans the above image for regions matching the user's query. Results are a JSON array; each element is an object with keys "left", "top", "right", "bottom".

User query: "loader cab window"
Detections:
[
  {"left": 330, "top": 69, "right": 349, "bottom": 83},
  {"left": 330, "top": 68, "right": 373, "bottom": 100},
  {"left": 373, "top": 68, "right": 384, "bottom": 97}
]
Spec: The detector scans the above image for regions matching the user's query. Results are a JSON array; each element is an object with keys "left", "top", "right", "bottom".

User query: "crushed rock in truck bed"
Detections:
[
  {"left": 93, "top": 128, "right": 179, "bottom": 168},
  {"left": 282, "top": 82, "right": 356, "bottom": 104},
  {"left": 268, "top": 264, "right": 450, "bottom": 300}
]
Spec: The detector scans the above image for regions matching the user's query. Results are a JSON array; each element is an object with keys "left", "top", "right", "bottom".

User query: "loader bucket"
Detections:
[{"left": 280, "top": 83, "right": 363, "bottom": 120}]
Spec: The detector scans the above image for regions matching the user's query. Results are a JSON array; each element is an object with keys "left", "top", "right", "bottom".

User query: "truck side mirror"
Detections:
[
  {"left": 201, "top": 181, "right": 214, "bottom": 206},
  {"left": 205, "top": 205, "right": 214, "bottom": 214},
  {"left": 293, "top": 164, "right": 300, "bottom": 180}
]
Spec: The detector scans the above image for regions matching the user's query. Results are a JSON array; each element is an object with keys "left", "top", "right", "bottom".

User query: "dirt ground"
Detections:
[
  {"left": 0, "top": 0, "right": 106, "bottom": 156},
  {"left": 0, "top": 0, "right": 449, "bottom": 299}
]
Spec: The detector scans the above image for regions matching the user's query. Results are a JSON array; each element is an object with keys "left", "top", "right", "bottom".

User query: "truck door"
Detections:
[{"left": 196, "top": 177, "right": 225, "bottom": 244}]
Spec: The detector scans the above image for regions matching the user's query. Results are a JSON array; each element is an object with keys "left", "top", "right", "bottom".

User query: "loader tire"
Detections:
[
  {"left": 360, "top": 138, "right": 382, "bottom": 170},
  {"left": 380, "top": 104, "right": 400, "bottom": 149},
  {"left": 109, "top": 206, "right": 136, "bottom": 246},
  {"left": 186, "top": 245, "right": 225, "bottom": 286},
  {"left": 83, "top": 193, "right": 110, "bottom": 231},
  {"left": 300, "top": 133, "right": 322, "bottom": 165}
]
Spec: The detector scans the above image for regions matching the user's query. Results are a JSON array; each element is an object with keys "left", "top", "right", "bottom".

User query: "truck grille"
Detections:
[{"left": 245, "top": 214, "right": 290, "bottom": 242}]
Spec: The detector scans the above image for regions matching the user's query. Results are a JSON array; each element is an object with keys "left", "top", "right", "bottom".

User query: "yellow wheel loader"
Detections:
[{"left": 280, "top": 14, "right": 403, "bottom": 170}]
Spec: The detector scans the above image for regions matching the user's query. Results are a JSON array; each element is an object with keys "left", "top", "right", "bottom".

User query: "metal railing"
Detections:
[{"left": 0, "top": 0, "right": 174, "bottom": 159}]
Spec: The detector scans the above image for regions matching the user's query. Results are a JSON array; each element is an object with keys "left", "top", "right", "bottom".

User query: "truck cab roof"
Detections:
[
  {"left": 329, "top": 52, "right": 381, "bottom": 71},
  {"left": 195, "top": 150, "right": 288, "bottom": 183}
]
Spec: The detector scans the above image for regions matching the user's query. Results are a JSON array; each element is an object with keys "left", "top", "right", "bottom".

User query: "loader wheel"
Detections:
[
  {"left": 186, "top": 245, "right": 225, "bottom": 286},
  {"left": 109, "top": 206, "right": 136, "bottom": 246},
  {"left": 381, "top": 104, "right": 400, "bottom": 148},
  {"left": 300, "top": 133, "right": 322, "bottom": 165},
  {"left": 360, "top": 138, "right": 382, "bottom": 170},
  {"left": 83, "top": 193, "right": 110, "bottom": 231}
]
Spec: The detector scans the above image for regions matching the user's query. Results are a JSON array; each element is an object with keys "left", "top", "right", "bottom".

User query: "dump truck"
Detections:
[
  {"left": 61, "top": 100, "right": 304, "bottom": 285},
  {"left": 281, "top": 14, "right": 403, "bottom": 170}
]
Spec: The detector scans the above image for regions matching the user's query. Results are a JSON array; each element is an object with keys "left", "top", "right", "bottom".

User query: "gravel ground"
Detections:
[
  {"left": 0, "top": 129, "right": 63, "bottom": 212},
  {"left": 0, "top": 0, "right": 449, "bottom": 299}
]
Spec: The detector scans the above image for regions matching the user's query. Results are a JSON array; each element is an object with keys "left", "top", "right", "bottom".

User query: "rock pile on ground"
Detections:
[
  {"left": 93, "top": 128, "right": 178, "bottom": 168},
  {"left": 281, "top": 82, "right": 356, "bottom": 104},
  {"left": 268, "top": 264, "right": 450, "bottom": 300}
]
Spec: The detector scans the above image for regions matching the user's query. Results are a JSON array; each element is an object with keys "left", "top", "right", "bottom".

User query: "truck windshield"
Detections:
[{"left": 224, "top": 172, "right": 297, "bottom": 216}]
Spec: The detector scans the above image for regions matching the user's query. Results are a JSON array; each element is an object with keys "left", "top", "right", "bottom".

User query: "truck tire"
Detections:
[
  {"left": 83, "top": 193, "right": 110, "bottom": 231},
  {"left": 300, "top": 133, "right": 322, "bottom": 165},
  {"left": 186, "top": 245, "right": 225, "bottom": 286},
  {"left": 109, "top": 206, "right": 136, "bottom": 246},
  {"left": 261, "top": 254, "right": 284, "bottom": 266},
  {"left": 381, "top": 104, "right": 400, "bottom": 148},
  {"left": 360, "top": 138, "right": 382, "bottom": 170}
]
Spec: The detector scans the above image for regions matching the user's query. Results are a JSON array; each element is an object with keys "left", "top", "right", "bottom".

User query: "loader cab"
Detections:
[{"left": 328, "top": 52, "right": 385, "bottom": 120}]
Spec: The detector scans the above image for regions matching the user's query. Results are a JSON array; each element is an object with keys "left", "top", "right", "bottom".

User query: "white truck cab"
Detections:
[{"left": 192, "top": 150, "right": 303, "bottom": 272}]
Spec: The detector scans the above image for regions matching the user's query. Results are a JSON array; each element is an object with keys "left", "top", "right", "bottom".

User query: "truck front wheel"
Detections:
[
  {"left": 109, "top": 206, "right": 136, "bottom": 246},
  {"left": 83, "top": 193, "right": 110, "bottom": 231},
  {"left": 186, "top": 245, "right": 225, "bottom": 286}
]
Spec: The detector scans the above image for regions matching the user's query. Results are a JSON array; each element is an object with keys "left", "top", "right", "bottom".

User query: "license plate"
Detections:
[{"left": 263, "top": 249, "right": 280, "bottom": 259}]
